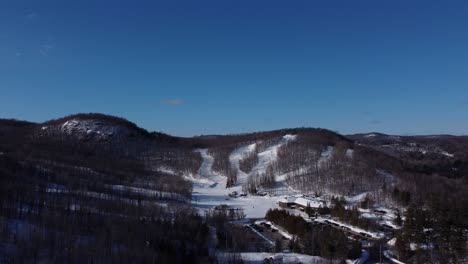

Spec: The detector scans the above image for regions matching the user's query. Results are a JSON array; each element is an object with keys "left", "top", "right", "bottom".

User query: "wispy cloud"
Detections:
[
  {"left": 24, "top": 13, "right": 39, "bottom": 21},
  {"left": 164, "top": 99, "right": 184, "bottom": 106},
  {"left": 39, "top": 44, "right": 54, "bottom": 56},
  {"left": 369, "top": 119, "right": 382, "bottom": 125}
]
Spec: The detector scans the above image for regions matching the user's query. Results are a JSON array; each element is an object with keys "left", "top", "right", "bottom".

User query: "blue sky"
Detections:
[{"left": 1, "top": 0, "right": 467, "bottom": 136}]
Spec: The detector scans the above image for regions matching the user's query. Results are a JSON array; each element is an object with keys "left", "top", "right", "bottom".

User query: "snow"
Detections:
[
  {"left": 251, "top": 135, "right": 297, "bottom": 180},
  {"left": 440, "top": 151, "right": 455, "bottom": 158},
  {"left": 279, "top": 196, "right": 325, "bottom": 208},
  {"left": 352, "top": 250, "right": 369, "bottom": 264},
  {"left": 278, "top": 196, "right": 297, "bottom": 204},
  {"left": 377, "top": 170, "right": 398, "bottom": 185},
  {"left": 387, "top": 238, "right": 397, "bottom": 247},
  {"left": 256, "top": 220, "right": 293, "bottom": 240},
  {"left": 46, "top": 184, "right": 68, "bottom": 194},
  {"left": 192, "top": 135, "right": 298, "bottom": 218},
  {"left": 217, "top": 252, "right": 336, "bottom": 264},
  {"left": 275, "top": 166, "right": 311, "bottom": 182},
  {"left": 245, "top": 224, "right": 275, "bottom": 245},
  {"left": 59, "top": 119, "right": 130, "bottom": 140},
  {"left": 155, "top": 166, "right": 212, "bottom": 188},
  {"left": 294, "top": 197, "right": 325, "bottom": 208},
  {"left": 382, "top": 143, "right": 454, "bottom": 158},
  {"left": 106, "top": 185, "right": 187, "bottom": 201},
  {"left": 345, "top": 192, "right": 369, "bottom": 204},
  {"left": 185, "top": 174, "right": 217, "bottom": 188},
  {"left": 229, "top": 143, "right": 257, "bottom": 186},
  {"left": 315, "top": 217, "right": 384, "bottom": 239},
  {"left": 358, "top": 207, "right": 401, "bottom": 229},
  {"left": 319, "top": 146, "right": 334, "bottom": 166},
  {"left": 383, "top": 250, "right": 406, "bottom": 264},
  {"left": 156, "top": 166, "right": 178, "bottom": 175},
  {"left": 410, "top": 242, "right": 433, "bottom": 251}
]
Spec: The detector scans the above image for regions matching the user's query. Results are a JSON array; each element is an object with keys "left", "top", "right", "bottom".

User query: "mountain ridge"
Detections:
[{"left": 3, "top": 113, "right": 467, "bottom": 139}]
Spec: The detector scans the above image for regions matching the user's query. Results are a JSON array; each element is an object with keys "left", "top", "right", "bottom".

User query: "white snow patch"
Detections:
[
  {"left": 387, "top": 238, "right": 397, "bottom": 247},
  {"left": 156, "top": 167, "right": 178, "bottom": 175},
  {"left": 440, "top": 151, "right": 454, "bottom": 158},
  {"left": 59, "top": 119, "right": 131, "bottom": 140},
  {"left": 318, "top": 146, "right": 334, "bottom": 166},
  {"left": 345, "top": 192, "right": 369, "bottom": 204}
]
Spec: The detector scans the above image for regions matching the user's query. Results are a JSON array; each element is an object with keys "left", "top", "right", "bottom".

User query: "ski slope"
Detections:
[
  {"left": 229, "top": 143, "right": 256, "bottom": 186},
  {"left": 254, "top": 135, "right": 296, "bottom": 175},
  {"left": 191, "top": 135, "right": 298, "bottom": 218}
]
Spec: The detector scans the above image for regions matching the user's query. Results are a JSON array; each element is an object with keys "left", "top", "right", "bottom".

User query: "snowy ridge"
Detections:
[
  {"left": 381, "top": 143, "right": 455, "bottom": 158},
  {"left": 59, "top": 119, "right": 134, "bottom": 140}
]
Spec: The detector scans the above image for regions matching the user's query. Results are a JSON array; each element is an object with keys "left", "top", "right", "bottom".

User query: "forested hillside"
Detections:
[
  {"left": 0, "top": 114, "right": 208, "bottom": 263},
  {"left": 0, "top": 114, "right": 467, "bottom": 263}
]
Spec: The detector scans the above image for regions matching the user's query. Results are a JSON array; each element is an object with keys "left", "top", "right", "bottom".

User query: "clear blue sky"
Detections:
[{"left": 1, "top": 0, "right": 467, "bottom": 136}]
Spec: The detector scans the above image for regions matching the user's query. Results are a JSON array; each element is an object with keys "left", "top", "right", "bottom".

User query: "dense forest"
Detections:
[
  {"left": 0, "top": 115, "right": 209, "bottom": 263},
  {"left": 0, "top": 114, "right": 467, "bottom": 263}
]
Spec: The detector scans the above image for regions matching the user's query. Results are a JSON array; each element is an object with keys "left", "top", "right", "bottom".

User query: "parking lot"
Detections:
[{"left": 245, "top": 222, "right": 291, "bottom": 251}]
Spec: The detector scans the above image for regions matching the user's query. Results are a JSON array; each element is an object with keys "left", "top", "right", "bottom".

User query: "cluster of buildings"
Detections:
[{"left": 278, "top": 195, "right": 326, "bottom": 210}]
